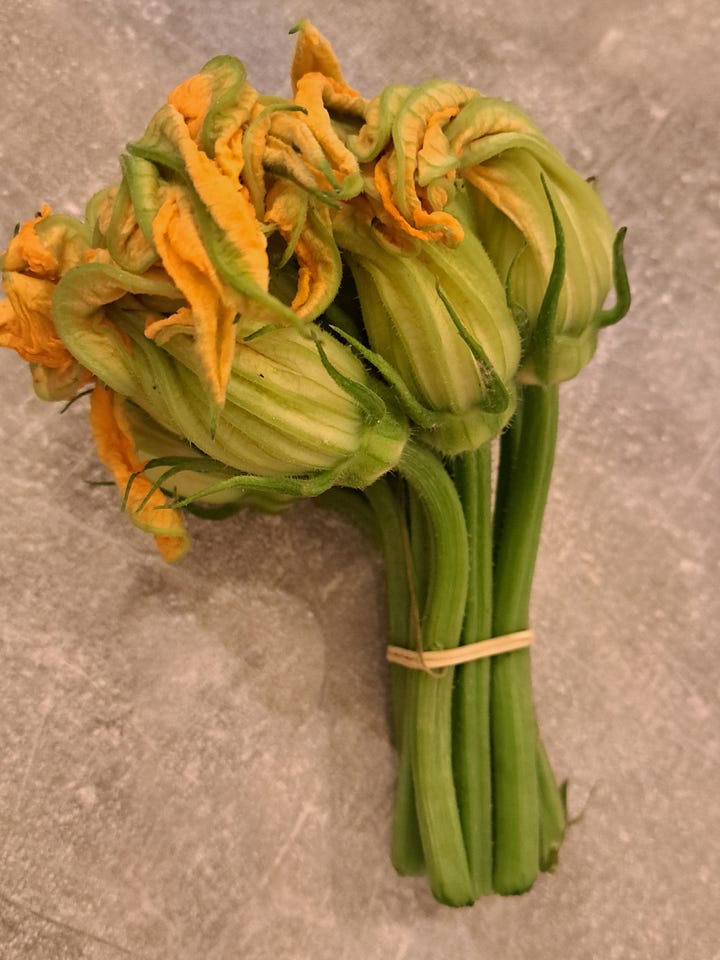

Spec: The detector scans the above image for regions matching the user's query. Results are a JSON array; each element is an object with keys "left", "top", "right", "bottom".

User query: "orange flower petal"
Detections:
[
  {"left": 0, "top": 273, "right": 75, "bottom": 369},
  {"left": 3, "top": 205, "right": 57, "bottom": 277},
  {"left": 265, "top": 182, "right": 340, "bottom": 319},
  {"left": 151, "top": 189, "right": 238, "bottom": 406},
  {"left": 290, "top": 19, "right": 346, "bottom": 92},
  {"left": 168, "top": 71, "right": 214, "bottom": 142},
  {"left": 173, "top": 115, "right": 270, "bottom": 292},
  {"left": 374, "top": 152, "right": 464, "bottom": 245},
  {"left": 294, "top": 74, "right": 363, "bottom": 194},
  {"left": 89, "top": 384, "right": 189, "bottom": 563}
]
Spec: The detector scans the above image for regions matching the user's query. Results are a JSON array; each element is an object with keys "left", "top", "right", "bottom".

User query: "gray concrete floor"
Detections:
[{"left": 0, "top": 1, "right": 718, "bottom": 957}]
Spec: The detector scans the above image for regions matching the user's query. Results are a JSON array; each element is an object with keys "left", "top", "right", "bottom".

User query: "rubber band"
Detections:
[{"left": 386, "top": 628, "right": 535, "bottom": 672}]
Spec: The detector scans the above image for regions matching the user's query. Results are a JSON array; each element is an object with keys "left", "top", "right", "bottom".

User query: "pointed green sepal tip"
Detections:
[
  {"left": 526, "top": 174, "right": 566, "bottom": 382},
  {"left": 329, "top": 324, "right": 441, "bottom": 429},
  {"left": 167, "top": 464, "right": 340, "bottom": 510},
  {"left": 597, "top": 226, "right": 631, "bottom": 327},
  {"left": 59, "top": 387, "right": 94, "bottom": 415},
  {"left": 312, "top": 332, "right": 386, "bottom": 426},
  {"left": 436, "top": 285, "right": 510, "bottom": 415}
]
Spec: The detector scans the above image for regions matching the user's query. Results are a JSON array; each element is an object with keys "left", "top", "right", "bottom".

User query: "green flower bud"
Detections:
[
  {"left": 332, "top": 194, "right": 521, "bottom": 455},
  {"left": 327, "top": 76, "right": 628, "bottom": 387},
  {"left": 441, "top": 97, "right": 629, "bottom": 383},
  {"left": 51, "top": 260, "right": 408, "bottom": 488},
  {"left": 0, "top": 207, "right": 93, "bottom": 401},
  {"left": 123, "top": 400, "right": 295, "bottom": 515}
]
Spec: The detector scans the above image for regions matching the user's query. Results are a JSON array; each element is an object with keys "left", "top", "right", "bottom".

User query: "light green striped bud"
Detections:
[{"left": 51, "top": 260, "right": 408, "bottom": 491}]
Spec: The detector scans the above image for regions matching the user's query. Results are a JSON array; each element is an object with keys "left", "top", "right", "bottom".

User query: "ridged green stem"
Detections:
[
  {"left": 397, "top": 443, "right": 473, "bottom": 906},
  {"left": 364, "top": 479, "right": 425, "bottom": 876},
  {"left": 491, "top": 384, "right": 558, "bottom": 894},
  {"left": 451, "top": 446, "right": 494, "bottom": 898}
]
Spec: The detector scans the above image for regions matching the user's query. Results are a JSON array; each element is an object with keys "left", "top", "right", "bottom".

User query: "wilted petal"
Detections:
[
  {"left": 151, "top": 188, "right": 239, "bottom": 405},
  {"left": 89, "top": 384, "right": 189, "bottom": 562},
  {"left": 265, "top": 182, "right": 341, "bottom": 320},
  {"left": 290, "top": 18, "right": 347, "bottom": 92}
]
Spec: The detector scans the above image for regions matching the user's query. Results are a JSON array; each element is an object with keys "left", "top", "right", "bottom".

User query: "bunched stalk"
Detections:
[
  {"left": 396, "top": 442, "right": 473, "bottom": 906},
  {"left": 363, "top": 479, "right": 425, "bottom": 876},
  {"left": 451, "top": 446, "right": 494, "bottom": 898},
  {"left": 490, "top": 383, "right": 564, "bottom": 894},
  {"left": 0, "top": 18, "right": 631, "bottom": 909}
]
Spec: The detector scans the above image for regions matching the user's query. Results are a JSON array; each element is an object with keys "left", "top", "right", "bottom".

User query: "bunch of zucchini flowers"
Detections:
[{"left": 0, "top": 21, "right": 629, "bottom": 905}]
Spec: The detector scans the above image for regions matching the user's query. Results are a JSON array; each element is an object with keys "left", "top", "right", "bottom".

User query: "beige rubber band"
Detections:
[{"left": 386, "top": 628, "right": 535, "bottom": 672}]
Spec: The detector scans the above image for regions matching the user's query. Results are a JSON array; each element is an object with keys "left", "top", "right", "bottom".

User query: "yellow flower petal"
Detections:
[
  {"left": 3, "top": 205, "right": 57, "bottom": 276},
  {"left": 168, "top": 71, "right": 214, "bottom": 142},
  {"left": 265, "top": 182, "right": 340, "bottom": 319},
  {"left": 151, "top": 188, "right": 239, "bottom": 406},
  {"left": 89, "top": 384, "right": 189, "bottom": 563},
  {"left": 0, "top": 272, "right": 77, "bottom": 370},
  {"left": 290, "top": 19, "right": 346, "bottom": 92},
  {"left": 294, "top": 74, "right": 363, "bottom": 196}
]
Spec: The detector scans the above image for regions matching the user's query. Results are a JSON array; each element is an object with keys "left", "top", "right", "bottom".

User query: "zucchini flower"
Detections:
[
  {"left": 0, "top": 206, "right": 93, "bottom": 400},
  {"left": 295, "top": 21, "right": 629, "bottom": 387},
  {"left": 50, "top": 258, "right": 407, "bottom": 485},
  {"left": 290, "top": 23, "right": 521, "bottom": 455},
  {"left": 340, "top": 73, "right": 628, "bottom": 384},
  {"left": 443, "top": 97, "right": 630, "bottom": 383},
  {"left": 95, "top": 52, "right": 365, "bottom": 408},
  {"left": 332, "top": 195, "right": 520, "bottom": 455},
  {"left": 0, "top": 53, "right": 408, "bottom": 561}
]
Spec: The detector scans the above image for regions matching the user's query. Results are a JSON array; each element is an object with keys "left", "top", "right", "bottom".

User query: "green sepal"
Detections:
[
  {"left": 106, "top": 173, "right": 158, "bottom": 274},
  {"left": 198, "top": 55, "right": 254, "bottom": 158},
  {"left": 323, "top": 302, "right": 363, "bottom": 342},
  {"left": 436, "top": 285, "right": 510, "bottom": 415},
  {"left": 183, "top": 500, "right": 246, "bottom": 520},
  {"left": 312, "top": 333, "right": 386, "bottom": 426},
  {"left": 167, "top": 463, "right": 342, "bottom": 508},
  {"left": 242, "top": 323, "right": 277, "bottom": 342},
  {"left": 504, "top": 242, "right": 531, "bottom": 346},
  {"left": 123, "top": 454, "right": 235, "bottom": 514},
  {"left": 597, "top": 227, "right": 631, "bottom": 327},
  {"left": 329, "top": 325, "right": 441, "bottom": 429},
  {"left": 59, "top": 387, "right": 94, "bottom": 414},
  {"left": 527, "top": 175, "right": 566, "bottom": 384}
]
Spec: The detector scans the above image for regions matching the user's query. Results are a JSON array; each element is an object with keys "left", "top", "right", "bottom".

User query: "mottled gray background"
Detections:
[{"left": 0, "top": 1, "right": 718, "bottom": 958}]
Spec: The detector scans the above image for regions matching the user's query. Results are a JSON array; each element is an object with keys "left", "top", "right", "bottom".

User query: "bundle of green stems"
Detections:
[
  {"left": 361, "top": 386, "right": 564, "bottom": 904},
  {"left": 0, "top": 19, "right": 630, "bottom": 907}
]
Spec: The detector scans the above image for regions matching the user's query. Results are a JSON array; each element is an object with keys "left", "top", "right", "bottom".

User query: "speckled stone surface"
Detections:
[{"left": 0, "top": 1, "right": 718, "bottom": 958}]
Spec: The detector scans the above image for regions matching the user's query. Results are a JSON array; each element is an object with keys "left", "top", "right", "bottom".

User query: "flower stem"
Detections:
[
  {"left": 398, "top": 442, "right": 473, "bottom": 906},
  {"left": 364, "top": 479, "right": 425, "bottom": 876},
  {"left": 490, "top": 383, "right": 558, "bottom": 894},
  {"left": 451, "top": 445, "right": 494, "bottom": 898}
]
